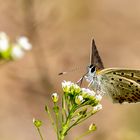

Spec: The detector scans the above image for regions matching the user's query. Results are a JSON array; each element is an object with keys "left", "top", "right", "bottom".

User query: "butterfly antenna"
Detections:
[{"left": 58, "top": 66, "right": 85, "bottom": 76}]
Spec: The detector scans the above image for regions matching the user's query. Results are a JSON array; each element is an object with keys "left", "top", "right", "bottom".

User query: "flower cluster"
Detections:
[
  {"left": 34, "top": 81, "right": 103, "bottom": 140},
  {"left": 0, "top": 32, "right": 32, "bottom": 60},
  {"left": 59, "top": 81, "right": 102, "bottom": 139},
  {"left": 62, "top": 80, "right": 102, "bottom": 111}
]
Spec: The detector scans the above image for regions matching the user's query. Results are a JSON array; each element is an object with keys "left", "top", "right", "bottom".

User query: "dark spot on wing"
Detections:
[
  {"left": 119, "top": 79, "right": 122, "bottom": 81},
  {"left": 113, "top": 72, "right": 116, "bottom": 74},
  {"left": 131, "top": 73, "right": 134, "bottom": 77},
  {"left": 130, "top": 82, "right": 133, "bottom": 85},
  {"left": 128, "top": 98, "right": 133, "bottom": 103},
  {"left": 121, "top": 72, "right": 124, "bottom": 75},
  {"left": 119, "top": 97, "right": 125, "bottom": 103},
  {"left": 131, "top": 96, "right": 138, "bottom": 102},
  {"left": 137, "top": 79, "right": 140, "bottom": 82},
  {"left": 111, "top": 78, "right": 114, "bottom": 80},
  {"left": 136, "top": 89, "right": 139, "bottom": 91}
]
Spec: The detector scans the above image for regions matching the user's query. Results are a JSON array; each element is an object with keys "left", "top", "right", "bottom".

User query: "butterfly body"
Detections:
[{"left": 85, "top": 65, "right": 140, "bottom": 103}]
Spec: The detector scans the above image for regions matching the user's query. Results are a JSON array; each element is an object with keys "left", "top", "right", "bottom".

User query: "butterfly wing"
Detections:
[
  {"left": 97, "top": 68, "right": 140, "bottom": 103},
  {"left": 90, "top": 39, "right": 104, "bottom": 70}
]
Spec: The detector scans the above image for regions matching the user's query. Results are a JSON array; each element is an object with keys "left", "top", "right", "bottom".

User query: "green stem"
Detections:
[
  {"left": 65, "top": 115, "right": 83, "bottom": 134},
  {"left": 37, "top": 127, "right": 44, "bottom": 140},
  {"left": 62, "top": 95, "right": 67, "bottom": 123},
  {"left": 74, "top": 130, "right": 93, "bottom": 140},
  {"left": 77, "top": 111, "right": 96, "bottom": 125},
  {"left": 45, "top": 105, "right": 57, "bottom": 132},
  {"left": 54, "top": 103, "right": 60, "bottom": 140},
  {"left": 59, "top": 105, "right": 77, "bottom": 140}
]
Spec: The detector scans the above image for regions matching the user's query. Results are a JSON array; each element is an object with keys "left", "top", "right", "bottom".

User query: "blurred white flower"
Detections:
[
  {"left": 51, "top": 93, "right": 59, "bottom": 103},
  {"left": 17, "top": 36, "right": 32, "bottom": 51},
  {"left": 93, "top": 104, "right": 102, "bottom": 112},
  {"left": 11, "top": 45, "right": 25, "bottom": 59},
  {"left": 0, "top": 32, "right": 9, "bottom": 52},
  {"left": 0, "top": 32, "right": 9, "bottom": 40},
  {"left": 75, "top": 95, "right": 84, "bottom": 105}
]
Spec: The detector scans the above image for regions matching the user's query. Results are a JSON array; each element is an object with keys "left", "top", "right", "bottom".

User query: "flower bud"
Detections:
[
  {"left": 51, "top": 93, "right": 59, "bottom": 103},
  {"left": 75, "top": 95, "right": 84, "bottom": 105},
  {"left": 89, "top": 123, "right": 96, "bottom": 131},
  {"left": 33, "top": 118, "right": 42, "bottom": 128},
  {"left": 62, "top": 80, "right": 72, "bottom": 93}
]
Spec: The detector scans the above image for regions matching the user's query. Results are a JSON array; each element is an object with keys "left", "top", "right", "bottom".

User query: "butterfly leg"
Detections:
[
  {"left": 76, "top": 76, "right": 84, "bottom": 87},
  {"left": 88, "top": 79, "right": 94, "bottom": 87}
]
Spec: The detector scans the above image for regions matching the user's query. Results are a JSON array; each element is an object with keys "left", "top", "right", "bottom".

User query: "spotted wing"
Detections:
[
  {"left": 90, "top": 39, "right": 104, "bottom": 70},
  {"left": 98, "top": 68, "right": 140, "bottom": 103}
]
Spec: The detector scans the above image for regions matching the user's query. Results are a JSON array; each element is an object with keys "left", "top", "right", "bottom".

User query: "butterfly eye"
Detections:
[
  {"left": 89, "top": 64, "right": 94, "bottom": 68},
  {"left": 91, "top": 66, "right": 96, "bottom": 73}
]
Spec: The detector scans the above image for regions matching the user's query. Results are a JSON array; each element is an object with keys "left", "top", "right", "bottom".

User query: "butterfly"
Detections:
[{"left": 84, "top": 39, "right": 140, "bottom": 104}]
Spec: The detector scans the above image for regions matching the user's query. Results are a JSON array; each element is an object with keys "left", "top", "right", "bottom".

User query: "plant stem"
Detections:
[
  {"left": 62, "top": 95, "right": 67, "bottom": 123},
  {"left": 74, "top": 130, "right": 92, "bottom": 140},
  {"left": 77, "top": 111, "right": 96, "bottom": 125},
  {"left": 65, "top": 115, "right": 83, "bottom": 134},
  {"left": 59, "top": 105, "right": 77, "bottom": 140},
  {"left": 45, "top": 104, "right": 57, "bottom": 134},
  {"left": 54, "top": 103, "right": 60, "bottom": 140},
  {"left": 37, "top": 127, "right": 44, "bottom": 140}
]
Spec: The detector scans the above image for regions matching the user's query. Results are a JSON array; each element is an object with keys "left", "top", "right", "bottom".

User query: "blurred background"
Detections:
[{"left": 0, "top": 0, "right": 140, "bottom": 140}]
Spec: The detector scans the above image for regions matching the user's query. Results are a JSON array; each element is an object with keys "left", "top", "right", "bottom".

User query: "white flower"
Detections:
[
  {"left": 17, "top": 36, "right": 32, "bottom": 51},
  {"left": 95, "top": 94, "right": 102, "bottom": 101},
  {"left": 93, "top": 104, "right": 102, "bottom": 112},
  {"left": 81, "top": 88, "right": 96, "bottom": 97},
  {"left": 62, "top": 81, "right": 81, "bottom": 94},
  {"left": 51, "top": 93, "right": 59, "bottom": 103},
  {"left": 0, "top": 32, "right": 9, "bottom": 52},
  {"left": 11, "top": 45, "right": 25, "bottom": 59},
  {"left": 62, "top": 80, "right": 74, "bottom": 92},
  {"left": 73, "top": 84, "right": 81, "bottom": 93},
  {"left": 75, "top": 95, "right": 84, "bottom": 105},
  {"left": 62, "top": 80, "right": 73, "bottom": 88}
]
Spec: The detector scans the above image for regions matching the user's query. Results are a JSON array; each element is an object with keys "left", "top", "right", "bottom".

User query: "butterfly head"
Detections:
[{"left": 85, "top": 64, "right": 97, "bottom": 82}]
